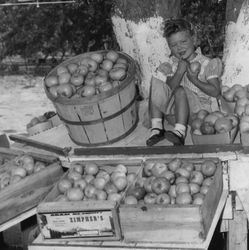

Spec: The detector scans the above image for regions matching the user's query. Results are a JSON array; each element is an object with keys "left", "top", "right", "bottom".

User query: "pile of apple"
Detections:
[
  {"left": 124, "top": 158, "right": 217, "bottom": 206},
  {"left": 55, "top": 162, "right": 137, "bottom": 202},
  {"left": 0, "top": 154, "right": 47, "bottom": 190},
  {"left": 190, "top": 109, "right": 238, "bottom": 135},
  {"left": 222, "top": 84, "right": 249, "bottom": 134},
  {"left": 45, "top": 50, "right": 129, "bottom": 99}
]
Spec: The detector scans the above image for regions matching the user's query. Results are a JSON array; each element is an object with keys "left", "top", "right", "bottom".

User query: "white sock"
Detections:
[
  {"left": 173, "top": 123, "right": 186, "bottom": 138},
  {"left": 150, "top": 118, "right": 163, "bottom": 136}
]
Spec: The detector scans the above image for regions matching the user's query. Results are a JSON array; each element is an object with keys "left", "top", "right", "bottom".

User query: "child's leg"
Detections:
[{"left": 165, "top": 87, "right": 189, "bottom": 145}]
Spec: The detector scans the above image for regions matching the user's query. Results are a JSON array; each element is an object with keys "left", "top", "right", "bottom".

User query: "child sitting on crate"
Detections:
[{"left": 146, "top": 19, "right": 223, "bottom": 146}]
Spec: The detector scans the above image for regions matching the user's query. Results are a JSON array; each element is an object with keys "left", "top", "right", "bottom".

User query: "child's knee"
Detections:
[{"left": 174, "top": 86, "right": 186, "bottom": 98}]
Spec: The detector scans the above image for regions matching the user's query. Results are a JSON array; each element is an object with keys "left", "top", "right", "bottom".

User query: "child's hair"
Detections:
[{"left": 164, "top": 19, "right": 194, "bottom": 38}]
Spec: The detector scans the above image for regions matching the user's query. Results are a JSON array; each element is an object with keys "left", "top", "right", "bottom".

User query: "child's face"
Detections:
[{"left": 167, "top": 30, "right": 196, "bottom": 61}]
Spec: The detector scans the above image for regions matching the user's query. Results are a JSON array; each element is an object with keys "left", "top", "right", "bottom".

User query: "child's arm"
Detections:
[
  {"left": 186, "top": 65, "right": 221, "bottom": 97},
  {"left": 165, "top": 60, "right": 188, "bottom": 90}
]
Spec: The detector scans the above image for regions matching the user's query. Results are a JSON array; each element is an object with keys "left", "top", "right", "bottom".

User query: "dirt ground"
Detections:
[{"left": 0, "top": 75, "right": 55, "bottom": 135}]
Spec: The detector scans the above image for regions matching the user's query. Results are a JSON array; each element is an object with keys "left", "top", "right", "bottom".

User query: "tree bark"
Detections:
[
  {"left": 222, "top": 0, "right": 249, "bottom": 88},
  {"left": 111, "top": 0, "right": 180, "bottom": 97}
]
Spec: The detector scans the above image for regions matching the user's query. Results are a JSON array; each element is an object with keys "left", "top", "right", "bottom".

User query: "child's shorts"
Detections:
[{"left": 150, "top": 78, "right": 214, "bottom": 115}]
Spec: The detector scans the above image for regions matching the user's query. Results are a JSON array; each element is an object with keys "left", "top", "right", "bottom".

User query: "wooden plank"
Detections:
[
  {"left": 227, "top": 210, "right": 248, "bottom": 250},
  {"left": 74, "top": 144, "right": 244, "bottom": 156}
]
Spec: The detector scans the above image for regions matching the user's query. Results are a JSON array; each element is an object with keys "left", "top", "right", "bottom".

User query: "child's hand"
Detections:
[
  {"left": 176, "top": 60, "right": 188, "bottom": 75},
  {"left": 186, "top": 63, "right": 199, "bottom": 82}
]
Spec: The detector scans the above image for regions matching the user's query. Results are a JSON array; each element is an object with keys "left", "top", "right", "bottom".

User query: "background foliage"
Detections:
[{"left": 0, "top": 0, "right": 226, "bottom": 72}]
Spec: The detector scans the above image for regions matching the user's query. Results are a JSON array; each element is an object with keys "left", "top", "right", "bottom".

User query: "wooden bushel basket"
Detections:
[{"left": 44, "top": 51, "right": 139, "bottom": 147}]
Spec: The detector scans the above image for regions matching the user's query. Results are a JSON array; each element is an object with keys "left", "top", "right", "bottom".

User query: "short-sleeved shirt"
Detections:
[{"left": 151, "top": 48, "right": 223, "bottom": 114}]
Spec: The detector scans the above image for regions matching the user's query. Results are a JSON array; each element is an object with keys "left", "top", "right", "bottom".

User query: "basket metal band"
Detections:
[
  {"left": 69, "top": 116, "right": 139, "bottom": 147},
  {"left": 57, "top": 94, "right": 137, "bottom": 126}
]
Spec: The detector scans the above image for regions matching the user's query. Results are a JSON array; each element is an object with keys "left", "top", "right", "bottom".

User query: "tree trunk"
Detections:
[
  {"left": 222, "top": 0, "right": 249, "bottom": 88},
  {"left": 111, "top": 0, "right": 181, "bottom": 97}
]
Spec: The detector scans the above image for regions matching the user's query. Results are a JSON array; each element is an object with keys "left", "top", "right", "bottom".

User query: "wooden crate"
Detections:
[
  {"left": 37, "top": 159, "right": 142, "bottom": 241},
  {"left": 119, "top": 157, "right": 228, "bottom": 250},
  {"left": 0, "top": 148, "right": 63, "bottom": 225}
]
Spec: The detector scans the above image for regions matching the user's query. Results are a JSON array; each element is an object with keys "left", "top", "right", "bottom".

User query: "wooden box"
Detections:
[
  {"left": 0, "top": 148, "right": 63, "bottom": 225},
  {"left": 119, "top": 158, "right": 228, "bottom": 249},
  {"left": 191, "top": 126, "right": 238, "bottom": 145},
  {"left": 240, "top": 132, "right": 249, "bottom": 146},
  {"left": 37, "top": 159, "right": 142, "bottom": 241}
]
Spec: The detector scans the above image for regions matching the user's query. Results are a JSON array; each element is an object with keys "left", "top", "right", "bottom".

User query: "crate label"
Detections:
[{"left": 38, "top": 210, "right": 115, "bottom": 239}]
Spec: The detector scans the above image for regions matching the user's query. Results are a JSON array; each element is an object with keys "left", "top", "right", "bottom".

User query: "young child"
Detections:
[{"left": 146, "top": 19, "right": 223, "bottom": 146}]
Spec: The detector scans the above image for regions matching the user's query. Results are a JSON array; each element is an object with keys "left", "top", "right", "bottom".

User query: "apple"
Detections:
[
  {"left": 70, "top": 73, "right": 84, "bottom": 86},
  {"left": 191, "top": 118, "right": 203, "bottom": 130},
  {"left": 85, "top": 162, "right": 99, "bottom": 175},
  {"left": 168, "top": 158, "right": 182, "bottom": 172},
  {"left": 106, "top": 50, "right": 119, "bottom": 62},
  {"left": 90, "top": 53, "right": 104, "bottom": 63},
  {"left": 189, "top": 61, "right": 201, "bottom": 73},
  {"left": 84, "top": 184, "right": 96, "bottom": 198},
  {"left": 235, "top": 104, "right": 245, "bottom": 116},
  {"left": 71, "top": 163, "right": 84, "bottom": 175},
  {"left": 176, "top": 192, "right": 192, "bottom": 205},
  {"left": 74, "top": 178, "right": 87, "bottom": 190},
  {"left": 67, "top": 171, "right": 82, "bottom": 182},
  {"left": 104, "top": 181, "right": 118, "bottom": 194},
  {"left": 67, "top": 63, "right": 78, "bottom": 74},
  {"left": 111, "top": 171, "right": 126, "bottom": 182},
  {"left": 192, "top": 129, "right": 202, "bottom": 135},
  {"left": 93, "top": 177, "right": 106, "bottom": 190},
  {"left": 234, "top": 89, "right": 248, "bottom": 101},
  {"left": 113, "top": 176, "right": 127, "bottom": 191},
  {"left": 151, "top": 177, "right": 170, "bottom": 194},
  {"left": 22, "top": 162, "right": 34, "bottom": 175},
  {"left": 99, "top": 82, "right": 113, "bottom": 93},
  {"left": 156, "top": 193, "right": 171, "bottom": 205},
  {"left": 176, "top": 182, "right": 190, "bottom": 194},
  {"left": 83, "top": 174, "right": 95, "bottom": 183},
  {"left": 11, "top": 167, "right": 26, "bottom": 178},
  {"left": 97, "top": 69, "right": 109, "bottom": 77},
  {"left": 95, "top": 189, "right": 107, "bottom": 200},
  {"left": 96, "top": 170, "right": 110, "bottom": 183},
  {"left": 196, "top": 109, "right": 209, "bottom": 120},
  {"left": 175, "top": 168, "right": 191, "bottom": 179},
  {"left": 143, "top": 161, "right": 155, "bottom": 177},
  {"left": 193, "top": 193, "right": 205, "bottom": 205},
  {"left": 143, "top": 176, "right": 156, "bottom": 193},
  {"left": 58, "top": 72, "right": 71, "bottom": 85},
  {"left": 175, "top": 176, "right": 189, "bottom": 184},
  {"left": 116, "top": 58, "right": 128, "bottom": 65},
  {"left": 124, "top": 195, "right": 138, "bottom": 205},
  {"left": 101, "top": 59, "right": 113, "bottom": 71},
  {"left": 128, "top": 186, "right": 146, "bottom": 200},
  {"left": 109, "top": 68, "right": 126, "bottom": 81},
  {"left": 237, "top": 97, "right": 249, "bottom": 107},
  {"left": 214, "top": 117, "right": 233, "bottom": 133},
  {"left": 115, "top": 164, "right": 128, "bottom": 174},
  {"left": 202, "top": 177, "right": 214, "bottom": 187},
  {"left": 189, "top": 182, "right": 200, "bottom": 195},
  {"left": 80, "top": 85, "right": 96, "bottom": 97},
  {"left": 161, "top": 170, "right": 175, "bottom": 184},
  {"left": 33, "top": 161, "right": 46, "bottom": 173},
  {"left": 225, "top": 114, "right": 239, "bottom": 128},
  {"left": 80, "top": 58, "right": 98, "bottom": 72},
  {"left": 200, "top": 122, "right": 215, "bottom": 135},
  {"left": 200, "top": 185, "right": 209, "bottom": 195},
  {"left": 57, "top": 83, "right": 74, "bottom": 98},
  {"left": 182, "top": 162, "right": 194, "bottom": 172},
  {"left": 108, "top": 192, "right": 122, "bottom": 202},
  {"left": 144, "top": 193, "right": 157, "bottom": 204},
  {"left": 190, "top": 171, "right": 204, "bottom": 185},
  {"left": 201, "top": 160, "right": 217, "bottom": 177},
  {"left": 49, "top": 85, "right": 59, "bottom": 98},
  {"left": 45, "top": 75, "right": 58, "bottom": 88},
  {"left": 94, "top": 75, "right": 108, "bottom": 86},
  {"left": 112, "top": 63, "right": 127, "bottom": 70},
  {"left": 126, "top": 172, "right": 137, "bottom": 184},
  {"left": 76, "top": 64, "right": 88, "bottom": 76},
  {"left": 57, "top": 66, "right": 68, "bottom": 75},
  {"left": 58, "top": 178, "right": 73, "bottom": 194},
  {"left": 151, "top": 162, "right": 167, "bottom": 177},
  {"left": 168, "top": 185, "right": 177, "bottom": 198},
  {"left": 66, "top": 187, "right": 84, "bottom": 201},
  {"left": 204, "top": 113, "right": 219, "bottom": 125}
]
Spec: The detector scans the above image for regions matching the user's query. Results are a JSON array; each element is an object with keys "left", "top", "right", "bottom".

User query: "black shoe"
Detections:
[
  {"left": 164, "top": 130, "right": 185, "bottom": 146},
  {"left": 146, "top": 128, "right": 165, "bottom": 146}
]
